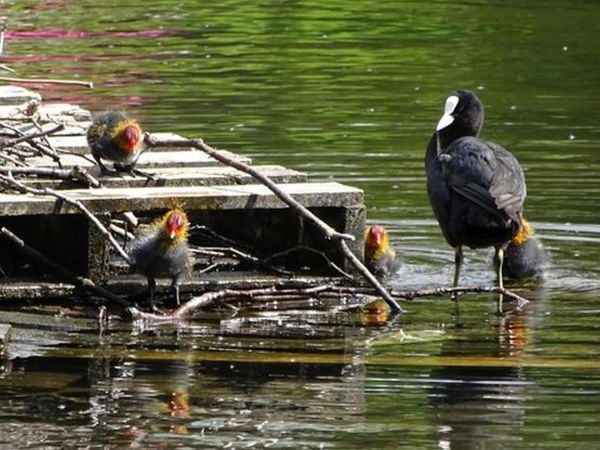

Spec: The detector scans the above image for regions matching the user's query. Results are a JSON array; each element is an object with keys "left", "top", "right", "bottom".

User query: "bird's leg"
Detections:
[
  {"left": 148, "top": 277, "right": 160, "bottom": 312},
  {"left": 451, "top": 246, "right": 463, "bottom": 301},
  {"left": 171, "top": 278, "right": 181, "bottom": 307},
  {"left": 94, "top": 155, "right": 121, "bottom": 176},
  {"left": 495, "top": 246, "right": 505, "bottom": 314}
]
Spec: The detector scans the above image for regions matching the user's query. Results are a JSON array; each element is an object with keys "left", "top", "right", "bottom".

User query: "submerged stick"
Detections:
[
  {"left": 0, "top": 227, "right": 130, "bottom": 308},
  {"left": 0, "top": 76, "right": 94, "bottom": 88},
  {"left": 144, "top": 133, "right": 403, "bottom": 313}
]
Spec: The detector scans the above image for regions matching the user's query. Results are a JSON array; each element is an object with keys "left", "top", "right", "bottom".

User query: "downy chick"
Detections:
[
  {"left": 364, "top": 225, "right": 401, "bottom": 278},
  {"left": 87, "top": 111, "right": 149, "bottom": 177},
  {"left": 130, "top": 209, "right": 192, "bottom": 308},
  {"left": 498, "top": 218, "right": 548, "bottom": 280}
]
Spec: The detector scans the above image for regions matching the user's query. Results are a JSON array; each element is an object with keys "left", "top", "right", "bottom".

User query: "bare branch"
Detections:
[
  {"left": 0, "top": 226, "right": 131, "bottom": 308},
  {"left": 144, "top": 133, "right": 403, "bottom": 313},
  {"left": 0, "top": 174, "right": 132, "bottom": 264},
  {"left": 0, "top": 165, "right": 101, "bottom": 187},
  {"left": 0, "top": 123, "right": 64, "bottom": 149}
]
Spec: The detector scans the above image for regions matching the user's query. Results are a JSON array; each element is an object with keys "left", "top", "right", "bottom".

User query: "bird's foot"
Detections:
[
  {"left": 114, "top": 164, "right": 156, "bottom": 181},
  {"left": 99, "top": 166, "right": 123, "bottom": 177}
]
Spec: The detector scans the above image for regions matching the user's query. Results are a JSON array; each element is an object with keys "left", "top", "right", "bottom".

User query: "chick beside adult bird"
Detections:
[
  {"left": 498, "top": 218, "right": 548, "bottom": 280},
  {"left": 364, "top": 225, "right": 401, "bottom": 278},
  {"left": 425, "top": 89, "right": 527, "bottom": 307},
  {"left": 87, "top": 111, "right": 147, "bottom": 176},
  {"left": 130, "top": 208, "right": 192, "bottom": 308}
]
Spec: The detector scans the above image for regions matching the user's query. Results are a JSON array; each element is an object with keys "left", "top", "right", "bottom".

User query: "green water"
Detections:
[{"left": 1, "top": 0, "right": 600, "bottom": 448}]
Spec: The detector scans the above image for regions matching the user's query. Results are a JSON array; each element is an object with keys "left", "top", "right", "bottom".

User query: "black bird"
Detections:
[
  {"left": 498, "top": 217, "right": 548, "bottom": 280},
  {"left": 425, "top": 90, "right": 526, "bottom": 309}
]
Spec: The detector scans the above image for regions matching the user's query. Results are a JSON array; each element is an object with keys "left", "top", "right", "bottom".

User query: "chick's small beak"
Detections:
[{"left": 169, "top": 230, "right": 176, "bottom": 239}]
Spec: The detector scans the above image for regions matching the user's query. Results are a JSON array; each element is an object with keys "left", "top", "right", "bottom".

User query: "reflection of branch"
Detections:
[
  {"left": 0, "top": 76, "right": 93, "bottom": 88},
  {"left": 145, "top": 133, "right": 403, "bottom": 313},
  {"left": 0, "top": 227, "right": 131, "bottom": 308},
  {"left": 0, "top": 174, "right": 131, "bottom": 264}
]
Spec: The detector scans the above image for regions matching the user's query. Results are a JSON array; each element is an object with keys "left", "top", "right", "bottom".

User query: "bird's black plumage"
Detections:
[{"left": 425, "top": 90, "right": 527, "bottom": 304}]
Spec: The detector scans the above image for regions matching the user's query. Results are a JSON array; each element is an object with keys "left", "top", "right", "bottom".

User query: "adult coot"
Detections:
[{"left": 425, "top": 90, "right": 526, "bottom": 309}]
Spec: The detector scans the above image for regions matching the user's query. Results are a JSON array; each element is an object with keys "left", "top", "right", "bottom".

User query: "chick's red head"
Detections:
[
  {"left": 120, "top": 124, "right": 141, "bottom": 153},
  {"left": 366, "top": 225, "right": 387, "bottom": 249},
  {"left": 165, "top": 210, "right": 188, "bottom": 240}
]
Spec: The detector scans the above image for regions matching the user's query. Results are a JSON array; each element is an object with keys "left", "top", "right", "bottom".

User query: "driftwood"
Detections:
[
  {"left": 144, "top": 133, "right": 404, "bottom": 313},
  {"left": 0, "top": 227, "right": 131, "bottom": 308},
  {"left": 127, "top": 283, "right": 529, "bottom": 323}
]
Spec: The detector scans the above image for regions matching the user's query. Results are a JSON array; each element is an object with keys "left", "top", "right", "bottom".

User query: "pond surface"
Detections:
[{"left": 1, "top": 0, "right": 600, "bottom": 448}]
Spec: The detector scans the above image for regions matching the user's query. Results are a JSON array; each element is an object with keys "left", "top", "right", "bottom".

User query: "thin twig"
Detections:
[
  {"left": 31, "top": 116, "right": 62, "bottom": 164},
  {"left": 0, "top": 151, "right": 27, "bottom": 166},
  {"left": 193, "top": 245, "right": 293, "bottom": 276},
  {"left": 0, "top": 174, "right": 132, "bottom": 264},
  {"left": 0, "top": 227, "right": 131, "bottom": 308},
  {"left": 0, "top": 123, "right": 64, "bottom": 150},
  {"left": 144, "top": 133, "right": 403, "bottom": 313},
  {"left": 0, "top": 76, "right": 94, "bottom": 88},
  {"left": 0, "top": 165, "right": 101, "bottom": 187},
  {"left": 263, "top": 245, "right": 353, "bottom": 280}
]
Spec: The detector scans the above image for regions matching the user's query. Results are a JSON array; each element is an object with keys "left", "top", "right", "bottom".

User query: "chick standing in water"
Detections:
[
  {"left": 130, "top": 209, "right": 192, "bottom": 308},
  {"left": 364, "top": 225, "right": 401, "bottom": 278},
  {"left": 87, "top": 111, "right": 149, "bottom": 177},
  {"left": 497, "top": 218, "right": 548, "bottom": 280}
]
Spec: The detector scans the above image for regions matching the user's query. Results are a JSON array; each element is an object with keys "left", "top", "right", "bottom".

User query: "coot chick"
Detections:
[
  {"left": 498, "top": 218, "right": 547, "bottom": 280},
  {"left": 364, "top": 225, "right": 401, "bottom": 278},
  {"left": 425, "top": 90, "right": 526, "bottom": 308},
  {"left": 130, "top": 208, "right": 192, "bottom": 308},
  {"left": 87, "top": 111, "right": 151, "bottom": 177}
]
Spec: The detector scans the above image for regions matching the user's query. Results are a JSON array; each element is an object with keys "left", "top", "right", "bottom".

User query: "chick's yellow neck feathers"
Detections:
[
  {"left": 511, "top": 218, "right": 534, "bottom": 246},
  {"left": 365, "top": 227, "right": 393, "bottom": 261}
]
